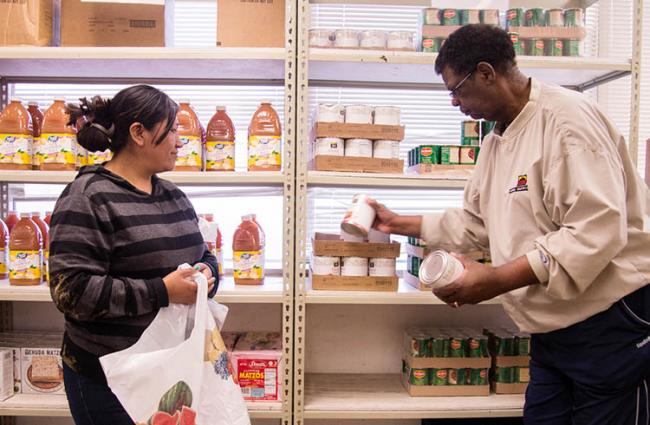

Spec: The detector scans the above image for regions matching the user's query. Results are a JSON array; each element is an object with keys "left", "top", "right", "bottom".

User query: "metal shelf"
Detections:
[
  {"left": 309, "top": 49, "right": 631, "bottom": 90},
  {"left": 305, "top": 279, "right": 502, "bottom": 305},
  {"left": 0, "top": 170, "right": 284, "bottom": 186},
  {"left": 304, "top": 373, "right": 524, "bottom": 419},
  {"left": 0, "top": 277, "right": 284, "bottom": 304},
  {"left": 0, "top": 47, "right": 285, "bottom": 82},
  {"left": 0, "top": 394, "right": 283, "bottom": 419},
  {"left": 307, "top": 170, "right": 468, "bottom": 189}
]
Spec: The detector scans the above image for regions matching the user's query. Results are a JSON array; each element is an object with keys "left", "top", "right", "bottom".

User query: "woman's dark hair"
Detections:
[
  {"left": 66, "top": 84, "right": 178, "bottom": 153},
  {"left": 435, "top": 24, "right": 517, "bottom": 76}
]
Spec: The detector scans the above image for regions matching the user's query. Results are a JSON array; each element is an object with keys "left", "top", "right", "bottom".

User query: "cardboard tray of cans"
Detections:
[
  {"left": 492, "top": 382, "right": 528, "bottom": 394},
  {"left": 406, "top": 163, "right": 474, "bottom": 175},
  {"left": 494, "top": 355, "right": 530, "bottom": 368},
  {"left": 312, "top": 155, "right": 404, "bottom": 173},
  {"left": 506, "top": 26, "right": 586, "bottom": 40},
  {"left": 313, "top": 122, "right": 405, "bottom": 141},
  {"left": 403, "top": 354, "right": 491, "bottom": 369},
  {"left": 311, "top": 274, "right": 398, "bottom": 292},
  {"left": 312, "top": 233, "right": 400, "bottom": 258},
  {"left": 402, "top": 376, "right": 490, "bottom": 397}
]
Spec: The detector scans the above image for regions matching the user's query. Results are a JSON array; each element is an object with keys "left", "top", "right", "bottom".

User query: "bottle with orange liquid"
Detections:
[
  {"left": 0, "top": 218, "right": 8, "bottom": 279},
  {"left": 232, "top": 215, "right": 264, "bottom": 285},
  {"left": 248, "top": 101, "right": 281, "bottom": 171},
  {"left": 251, "top": 214, "right": 265, "bottom": 270},
  {"left": 176, "top": 101, "right": 202, "bottom": 171},
  {"left": 44, "top": 211, "right": 52, "bottom": 226},
  {"left": 39, "top": 99, "right": 78, "bottom": 170},
  {"left": 204, "top": 214, "right": 224, "bottom": 279},
  {"left": 27, "top": 102, "right": 43, "bottom": 170},
  {"left": 0, "top": 99, "right": 33, "bottom": 170},
  {"left": 205, "top": 106, "right": 236, "bottom": 171},
  {"left": 4, "top": 211, "right": 19, "bottom": 233},
  {"left": 30, "top": 212, "right": 49, "bottom": 283},
  {"left": 9, "top": 213, "right": 42, "bottom": 286}
]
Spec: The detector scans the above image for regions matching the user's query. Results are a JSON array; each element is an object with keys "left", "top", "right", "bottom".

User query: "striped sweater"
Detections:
[{"left": 49, "top": 165, "right": 218, "bottom": 382}]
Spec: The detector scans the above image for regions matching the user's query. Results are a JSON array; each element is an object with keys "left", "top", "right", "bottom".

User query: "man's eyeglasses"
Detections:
[{"left": 448, "top": 71, "right": 474, "bottom": 99}]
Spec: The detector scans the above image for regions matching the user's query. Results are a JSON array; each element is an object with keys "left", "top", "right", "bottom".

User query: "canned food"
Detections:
[
  {"left": 373, "top": 140, "right": 399, "bottom": 159},
  {"left": 440, "top": 145, "right": 460, "bottom": 164},
  {"left": 431, "top": 368, "right": 448, "bottom": 385},
  {"left": 311, "top": 255, "right": 341, "bottom": 276},
  {"left": 468, "top": 336, "right": 488, "bottom": 357},
  {"left": 316, "top": 103, "right": 344, "bottom": 123},
  {"left": 373, "top": 106, "right": 401, "bottom": 125},
  {"left": 448, "top": 337, "right": 465, "bottom": 357},
  {"left": 409, "top": 367, "right": 429, "bottom": 385},
  {"left": 564, "top": 39, "right": 581, "bottom": 57},
  {"left": 515, "top": 366, "right": 530, "bottom": 383},
  {"left": 407, "top": 255, "right": 422, "bottom": 276},
  {"left": 360, "top": 30, "right": 387, "bottom": 49},
  {"left": 341, "top": 194, "right": 375, "bottom": 238},
  {"left": 461, "top": 120, "right": 480, "bottom": 145},
  {"left": 340, "top": 256, "right": 368, "bottom": 276},
  {"left": 529, "top": 39, "right": 546, "bottom": 56},
  {"left": 369, "top": 257, "right": 396, "bottom": 277},
  {"left": 423, "top": 8, "right": 442, "bottom": 25},
  {"left": 408, "top": 332, "right": 431, "bottom": 357},
  {"left": 334, "top": 29, "right": 360, "bottom": 48},
  {"left": 519, "top": 38, "right": 529, "bottom": 55},
  {"left": 419, "top": 250, "right": 464, "bottom": 290},
  {"left": 314, "top": 137, "right": 344, "bottom": 157},
  {"left": 546, "top": 9, "right": 564, "bottom": 27},
  {"left": 344, "top": 104, "right": 373, "bottom": 124},
  {"left": 386, "top": 31, "right": 414, "bottom": 50},
  {"left": 496, "top": 366, "right": 513, "bottom": 383},
  {"left": 516, "top": 335, "right": 531, "bottom": 355},
  {"left": 309, "top": 28, "right": 333, "bottom": 48},
  {"left": 459, "top": 146, "right": 480, "bottom": 165},
  {"left": 447, "top": 368, "right": 462, "bottom": 385},
  {"left": 344, "top": 138, "right": 373, "bottom": 157},
  {"left": 481, "top": 121, "right": 496, "bottom": 139},
  {"left": 506, "top": 8, "right": 524, "bottom": 27},
  {"left": 495, "top": 335, "right": 516, "bottom": 356},
  {"left": 564, "top": 8, "right": 584, "bottom": 27},
  {"left": 549, "top": 39, "right": 563, "bottom": 56},
  {"left": 460, "top": 9, "right": 481, "bottom": 25},
  {"left": 525, "top": 8, "right": 546, "bottom": 26},
  {"left": 431, "top": 336, "right": 447, "bottom": 357},
  {"left": 480, "top": 9, "right": 500, "bottom": 26},
  {"left": 467, "top": 368, "right": 480, "bottom": 385},
  {"left": 416, "top": 145, "right": 440, "bottom": 164},
  {"left": 442, "top": 9, "right": 460, "bottom": 26},
  {"left": 508, "top": 32, "right": 523, "bottom": 55},
  {"left": 422, "top": 37, "right": 443, "bottom": 53}
]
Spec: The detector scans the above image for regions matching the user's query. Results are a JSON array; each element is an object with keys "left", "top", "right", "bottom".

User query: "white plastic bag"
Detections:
[{"left": 100, "top": 264, "right": 250, "bottom": 425}]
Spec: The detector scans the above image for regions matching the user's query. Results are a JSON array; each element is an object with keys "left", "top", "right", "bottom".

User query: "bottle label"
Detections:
[
  {"left": 87, "top": 149, "right": 112, "bottom": 165},
  {"left": 205, "top": 141, "right": 235, "bottom": 171},
  {"left": 9, "top": 250, "right": 42, "bottom": 281},
  {"left": 38, "top": 134, "right": 77, "bottom": 165},
  {"left": 217, "top": 248, "right": 224, "bottom": 277},
  {"left": 0, "top": 133, "right": 33, "bottom": 165},
  {"left": 0, "top": 249, "right": 7, "bottom": 274},
  {"left": 176, "top": 136, "right": 202, "bottom": 168},
  {"left": 76, "top": 142, "right": 88, "bottom": 167},
  {"left": 248, "top": 136, "right": 281, "bottom": 169},
  {"left": 233, "top": 250, "right": 264, "bottom": 279},
  {"left": 32, "top": 137, "right": 41, "bottom": 167}
]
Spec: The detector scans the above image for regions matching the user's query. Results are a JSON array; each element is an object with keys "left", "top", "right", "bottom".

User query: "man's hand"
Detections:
[{"left": 366, "top": 198, "right": 422, "bottom": 237}]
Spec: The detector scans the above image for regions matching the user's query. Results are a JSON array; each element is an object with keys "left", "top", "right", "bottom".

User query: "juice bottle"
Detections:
[
  {"left": 27, "top": 102, "right": 44, "bottom": 170},
  {"left": 39, "top": 99, "right": 77, "bottom": 171},
  {"left": 251, "top": 214, "right": 265, "bottom": 269},
  {"left": 4, "top": 211, "right": 19, "bottom": 233},
  {"left": 9, "top": 213, "right": 42, "bottom": 286},
  {"left": 176, "top": 101, "right": 202, "bottom": 171},
  {"left": 232, "top": 215, "right": 264, "bottom": 285},
  {"left": 248, "top": 101, "right": 281, "bottom": 171},
  {"left": 30, "top": 212, "right": 49, "bottom": 282},
  {"left": 44, "top": 211, "right": 52, "bottom": 226},
  {"left": 0, "top": 99, "right": 33, "bottom": 170},
  {"left": 205, "top": 214, "right": 224, "bottom": 278},
  {"left": 0, "top": 218, "right": 8, "bottom": 279},
  {"left": 206, "top": 106, "right": 236, "bottom": 171}
]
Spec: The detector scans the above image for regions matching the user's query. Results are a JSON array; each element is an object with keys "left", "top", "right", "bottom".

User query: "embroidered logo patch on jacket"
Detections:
[{"left": 509, "top": 174, "right": 529, "bottom": 193}]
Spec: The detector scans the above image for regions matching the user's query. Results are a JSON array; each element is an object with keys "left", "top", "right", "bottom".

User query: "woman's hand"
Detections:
[
  {"left": 162, "top": 268, "right": 207, "bottom": 304},
  {"left": 193, "top": 262, "right": 216, "bottom": 295}
]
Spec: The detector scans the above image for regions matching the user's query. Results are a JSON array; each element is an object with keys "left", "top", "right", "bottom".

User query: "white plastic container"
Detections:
[
  {"left": 345, "top": 138, "right": 373, "bottom": 157},
  {"left": 369, "top": 258, "right": 396, "bottom": 277},
  {"left": 316, "top": 103, "right": 344, "bottom": 123},
  {"left": 344, "top": 104, "right": 373, "bottom": 124},
  {"left": 314, "top": 137, "right": 344, "bottom": 157},
  {"left": 360, "top": 30, "right": 387, "bottom": 48},
  {"left": 334, "top": 29, "right": 360, "bottom": 48},
  {"left": 309, "top": 28, "right": 334, "bottom": 47},
  {"left": 341, "top": 257, "right": 369, "bottom": 276},
  {"left": 386, "top": 31, "right": 414, "bottom": 50},
  {"left": 341, "top": 194, "right": 376, "bottom": 238},
  {"left": 311, "top": 255, "right": 341, "bottom": 276},
  {"left": 373, "top": 106, "right": 401, "bottom": 125},
  {"left": 373, "top": 140, "right": 400, "bottom": 159},
  {"left": 419, "top": 250, "right": 464, "bottom": 290}
]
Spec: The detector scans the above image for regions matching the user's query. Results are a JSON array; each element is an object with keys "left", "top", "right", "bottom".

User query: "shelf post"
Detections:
[{"left": 628, "top": 0, "right": 643, "bottom": 164}]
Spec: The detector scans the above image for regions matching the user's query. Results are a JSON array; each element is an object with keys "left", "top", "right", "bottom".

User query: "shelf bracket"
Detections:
[{"left": 576, "top": 70, "right": 632, "bottom": 92}]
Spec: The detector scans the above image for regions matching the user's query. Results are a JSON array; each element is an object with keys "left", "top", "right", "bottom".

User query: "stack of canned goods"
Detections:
[
  {"left": 308, "top": 28, "right": 416, "bottom": 51},
  {"left": 403, "top": 329, "right": 490, "bottom": 387},
  {"left": 506, "top": 8, "right": 584, "bottom": 57},
  {"left": 311, "top": 254, "right": 397, "bottom": 277},
  {"left": 485, "top": 329, "right": 531, "bottom": 385},
  {"left": 407, "top": 145, "right": 477, "bottom": 166},
  {"left": 421, "top": 8, "right": 501, "bottom": 53}
]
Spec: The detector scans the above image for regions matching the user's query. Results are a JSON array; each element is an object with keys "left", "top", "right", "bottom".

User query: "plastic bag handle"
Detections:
[{"left": 178, "top": 264, "right": 209, "bottom": 359}]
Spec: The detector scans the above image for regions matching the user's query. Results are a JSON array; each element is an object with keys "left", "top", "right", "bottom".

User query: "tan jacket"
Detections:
[{"left": 421, "top": 78, "right": 650, "bottom": 333}]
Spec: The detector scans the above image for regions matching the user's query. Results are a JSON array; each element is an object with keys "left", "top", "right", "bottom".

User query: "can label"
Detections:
[
  {"left": 409, "top": 368, "right": 429, "bottom": 386},
  {"left": 480, "top": 9, "right": 500, "bottom": 25},
  {"left": 0, "top": 133, "right": 32, "bottom": 165},
  {"left": 509, "top": 32, "right": 523, "bottom": 55},
  {"left": 515, "top": 366, "right": 530, "bottom": 383},
  {"left": 530, "top": 39, "right": 545, "bottom": 56},
  {"left": 205, "top": 141, "right": 235, "bottom": 171},
  {"left": 9, "top": 250, "right": 41, "bottom": 281},
  {"left": 460, "top": 9, "right": 480, "bottom": 25},
  {"left": 417, "top": 145, "right": 440, "bottom": 164},
  {"left": 176, "top": 135, "right": 202, "bottom": 168},
  {"left": 233, "top": 250, "right": 264, "bottom": 280},
  {"left": 460, "top": 146, "right": 480, "bottom": 164},
  {"left": 431, "top": 337, "right": 446, "bottom": 357},
  {"left": 481, "top": 121, "right": 496, "bottom": 139},
  {"left": 442, "top": 9, "right": 459, "bottom": 25},
  {"left": 432, "top": 368, "right": 448, "bottom": 385},
  {"left": 440, "top": 146, "right": 460, "bottom": 165},
  {"left": 248, "top": 135, "right": 281, "bottom": 169},
  {"left": 516, "top": 336, "right": 530, "bottom": 355},
  {"left": 449, "top": 337, "right": 465, "bottom": 357},
  {"left": 565, "top": 8, "right": 584, "bottom": 27},
  {"left": 546, "top": 9, "right": 565, "bottom": 27},
  {"left": 565, "top": 39, "right": 580, "bottom": 57},
  {"left": 506, "top": 8, "right": 523, "bottom": 27},
  {"left": 550, "top": 39, "right": 563, "bottom": 56},
  {"left": 421, "top": 37, "right": 442, "bottom": 53},
  {"left": 423, "top": 8, "right": 441, "bottom": 25},
  {"left": 496, "top": 366, "right": 513, "bottom": 383},
  {"left": 525, "top": 8, "right": 546, "bottom": 26},
  {"left": 409, "top": 334, "right": 431, "bottom": 358}
]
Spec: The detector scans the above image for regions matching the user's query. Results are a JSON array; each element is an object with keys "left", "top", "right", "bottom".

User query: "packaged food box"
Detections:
[
  {"left": 20, "top": 347, "right": 64, "bottom": 395},
  {"left": 230, "top": 332, "right": 283, "bottom": 402},
  {"left": 0, "top": 349, "right": 13, "bottom": 401}
]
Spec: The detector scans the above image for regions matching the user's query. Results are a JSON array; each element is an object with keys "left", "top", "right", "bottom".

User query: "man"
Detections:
[{"left": 370, "top": 24, "right": 649, "bottom": 424}]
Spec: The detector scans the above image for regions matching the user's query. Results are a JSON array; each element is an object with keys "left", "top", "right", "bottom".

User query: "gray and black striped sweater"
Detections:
[{"left": 49, "top": 165, "right": 218, "bottom": 383}]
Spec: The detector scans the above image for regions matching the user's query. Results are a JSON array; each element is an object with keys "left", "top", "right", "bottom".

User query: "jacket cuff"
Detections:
[
  {"left": 148, "top": 277, "right": 170, "bottom": 308},
  {"left": 420, "top": 213, "right": 442, "bottom": 245},
  {"left": 526, "top": 249, "right": 550, "bottom": 284}
]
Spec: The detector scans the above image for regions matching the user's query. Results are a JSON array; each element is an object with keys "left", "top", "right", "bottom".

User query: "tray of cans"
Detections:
[
  {"left": 486, "top": 329, "right": 531, "bottom": 394},
  {"left": 507, "top": 8, "right": 585, "bottom": 57},
  {"left": 420, "top": 8, "right": 501, "bottom": 52},
  {"left": 402, "top": 328, "right": 491, "bottom": 396}
]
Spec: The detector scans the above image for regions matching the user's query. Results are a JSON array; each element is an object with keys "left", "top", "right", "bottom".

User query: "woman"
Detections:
[{"left": 48, "top": 85, "right": 218, "bottom": 425}]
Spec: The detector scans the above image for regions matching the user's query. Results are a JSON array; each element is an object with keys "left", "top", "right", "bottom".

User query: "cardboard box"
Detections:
[
  {"left": 60, "top": 0, "right": 165, "bottom": 47},
  {"left": 402, "top": 375, "right": 490, "bottom": 397},
  {"left": 313, "top": 233, "right": 400, "bottom": 258},
  {"left": 0, "top": 0, "right": 52, "bottom": 46},
  {"left": 493, "top": 382, "right": 528, "bottom": 394},
  {"left": 494, "top": 355, "right": 530, "bottom": 368},
  {"left": 20, "top": 347, "right": 64, "bottom": 395},
  {"left": 216, "top": 0, "right": 284, "bottom": 48},
  {"left": 507, "top": 26, "right": 586, "bottom": 40},
  {"left": 0, "top": 350, "right": 12, "bottom": 401},
  {"left": 405, "top": 163, "right": 474, "bottom": 177},
  {"left": 311, "top": 274, "right": 398, "bottom": 292},
  {"left": 403, "top": 354, "right": 491, "bottom": 370},
  {"left": 314, "top": 122, "right": 405, "bottom": 141},
  {"left": 313, "top": 155, "right": 404, "bottom": 173}
]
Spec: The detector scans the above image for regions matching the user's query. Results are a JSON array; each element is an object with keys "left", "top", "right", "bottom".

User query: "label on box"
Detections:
[
  {"left": 21, "top": 348, "right": 64, "bottom": 395},
  {"left": 176, "top": 135, "right": 202, "bottom": 168},
  {"left": 206, "top": 141, "right": 235, "bottom": 171},
  {"left": 0, "top": 134, "right": 32, "bottom": 165},
  {"left": 236, "top": 358, "right": 279, "bottom": 401}
]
